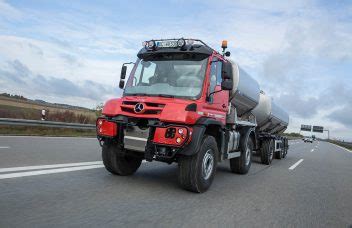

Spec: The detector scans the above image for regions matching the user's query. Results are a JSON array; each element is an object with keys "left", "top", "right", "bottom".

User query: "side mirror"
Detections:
[
  {"left": 221, "top": 80, "right": 233, "bottom": 91},
  {"left": 225, "top": 51, "right": 231, "bottom": 57},
  {"left": 222, "top": 61, "right": 232, "bottom": 80},
  {"left": 119, "top": 80, "right": 125, "bottom": 89},
  {"left": 120, "top": 65, "right": 127, "bottom": 80}
]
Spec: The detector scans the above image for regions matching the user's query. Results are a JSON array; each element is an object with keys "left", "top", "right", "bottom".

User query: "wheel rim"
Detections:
[
  {"left": 202, "top": 149, "right": 214, "bottom": 180},
  {"left": 245, "top": 147, "right": 251, "bottom": 166}
]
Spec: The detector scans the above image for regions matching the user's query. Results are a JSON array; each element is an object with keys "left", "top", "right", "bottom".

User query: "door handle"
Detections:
[{"left": 222, "top": 104, "right": 226, "bottom": 109}]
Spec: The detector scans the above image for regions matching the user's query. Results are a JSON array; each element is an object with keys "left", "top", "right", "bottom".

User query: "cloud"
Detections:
[
  {"left": 0, "top": 60, "right": 120, "bottom": 108},
  {"left": 327, "top": 106, "right": 352, "bottom": 128},
  {"left": 0, "top": 0, "right": 21, "bottom": 19},
  {"left": 0, "top": 35, "right": 125, "bottom": 86},
  {"left": 275, "top": 94, "right": 320, "bottom": 118}
]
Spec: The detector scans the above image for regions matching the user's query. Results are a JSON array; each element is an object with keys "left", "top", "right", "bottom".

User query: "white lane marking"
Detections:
[
  {"left": 124, "top": 136, "right": 148, "bottom": 142},
  {"left": 0, "top": 160, "right": 147, "bottom": 179},
  {"left": 0, "top": 161, "right": 103, "bottom": 173},
  {"left": 0, "top": 165, "right": 104, "bottom": 180},
  {"left": 311, "top": 149, "right": 314, "bottom": 152},
  {"left": 0, "top": 146, "right": 10, "bottom": 149},
  {"left": 289, "top": 159, "right": 304, "bottom": 170}
]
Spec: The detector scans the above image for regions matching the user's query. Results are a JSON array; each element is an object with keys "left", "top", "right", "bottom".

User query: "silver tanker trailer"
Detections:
[{"left": 225, "top": 60, "right": 289, "bottom": 165}]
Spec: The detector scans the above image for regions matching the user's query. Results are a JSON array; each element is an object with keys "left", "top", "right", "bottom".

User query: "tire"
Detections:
[
  {"left": 230, "top": 136, "right": 253, "bottom": 174},
  {"left": 275, "top": 144, "right": 283, "bottom": 159},
  {"left": 282, "top": 139, "right": 288, "bottom": 158},
  {"left": 260, "top": 139, "right": 274, "bottom": 165},
  {"left": 178, "top": 135, "right": 218, "bottom": 193},
  {"left": 282, "top": 147, "right": 287, "bottom": 158},
  {"left": 102, "top": 143, "right": 142, "bottom": 176}
]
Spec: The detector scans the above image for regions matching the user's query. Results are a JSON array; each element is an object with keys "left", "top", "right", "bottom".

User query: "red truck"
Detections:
[{"left": 96, "top": 38, "right": 289, "bottom": 193}]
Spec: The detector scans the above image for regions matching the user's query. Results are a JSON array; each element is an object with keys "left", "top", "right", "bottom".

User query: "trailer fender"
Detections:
[{"left": 239, "top": 127, "right": 256, "bottom": 151}]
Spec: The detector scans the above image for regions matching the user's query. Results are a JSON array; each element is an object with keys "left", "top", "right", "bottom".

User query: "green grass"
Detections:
[
  {"left": 0, "top": 126, "right": 96, "bottom": 137},
  {"left": 328, "top": 139, "right": 352, "bottom": 150},
  {"left": 0, "top": 104, "right": 40, "bottom": 119},
  {"left": 0, "top": 104, "right": 97, "bottom": 124}
]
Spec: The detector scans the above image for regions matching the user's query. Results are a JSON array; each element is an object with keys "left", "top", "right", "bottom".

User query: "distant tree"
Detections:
[
  {"left": 281, "top": 132, "right": 303, "bottom": 138},
  {"left": 0, "top": 93, "right": 27, "bottom": 100}
]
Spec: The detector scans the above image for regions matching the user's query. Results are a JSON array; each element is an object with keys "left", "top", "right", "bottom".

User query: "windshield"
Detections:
[{"left": 124, "top": 54, "right": 209, "bottom": 99}]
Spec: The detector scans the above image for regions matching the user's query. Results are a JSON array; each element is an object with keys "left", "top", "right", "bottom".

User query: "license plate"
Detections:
[
  {"left": 156, "top": 40, "right": 178, "bottom": 48},
  {"left": 124, "top": 126, "right": 150, "bottom": 152}
]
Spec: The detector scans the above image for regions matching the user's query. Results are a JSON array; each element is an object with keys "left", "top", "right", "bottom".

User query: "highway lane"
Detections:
[{"left": 0, "top": 137, "right": 351, "bottom": 227}]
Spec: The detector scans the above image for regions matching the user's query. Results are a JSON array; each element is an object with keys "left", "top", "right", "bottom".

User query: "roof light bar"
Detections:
[{"left": 142, "top": 38, "right": 208, "bottom": 50}]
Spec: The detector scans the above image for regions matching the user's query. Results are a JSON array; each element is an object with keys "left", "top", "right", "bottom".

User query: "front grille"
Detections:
[{"left": 121, "top": 101, "right": 165, "bottom": 115}]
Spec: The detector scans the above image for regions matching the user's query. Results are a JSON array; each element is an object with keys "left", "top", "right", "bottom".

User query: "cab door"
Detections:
[{"left": 203, "top": 56, "right": 229, "bottom": 123}]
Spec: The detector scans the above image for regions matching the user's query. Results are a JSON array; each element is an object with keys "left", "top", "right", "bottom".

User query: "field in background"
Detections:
[
  {"left": 0, "top": 95, "right": 99, "bottom": 124},
  {"left": 281, "top": 132, "right": 303, "bottom": 140},
  {"left": 0, "top": 94, "right": 100, "bottom": 136},
  {"left": 327, "top": 139, "right": 352, "bottom": 150}
]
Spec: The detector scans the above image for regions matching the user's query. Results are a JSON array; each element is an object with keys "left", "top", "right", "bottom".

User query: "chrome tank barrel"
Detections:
[
  {"left": 252, "top": 92, "right": 289, "bottom": 134},
  {"left": 228, "top": 60, "right": 260, "bottom": 116},
  {"left": 228, "top": 60, "right": 289, "bottom": 134}
]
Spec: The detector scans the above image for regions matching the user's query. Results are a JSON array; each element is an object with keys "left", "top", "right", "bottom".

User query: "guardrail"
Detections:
[{"left": 0, "top": 118, "right": 95, "bottom": 130}]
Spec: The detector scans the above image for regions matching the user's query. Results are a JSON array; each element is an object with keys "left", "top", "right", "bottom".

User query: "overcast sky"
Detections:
[{"left": 0, "top": 0, "right": 351, "bottom": 140}]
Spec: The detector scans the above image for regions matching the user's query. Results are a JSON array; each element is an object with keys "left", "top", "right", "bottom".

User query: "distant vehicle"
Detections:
[{"left": 303, "top": 137, "right": 313, "bottom": 143}]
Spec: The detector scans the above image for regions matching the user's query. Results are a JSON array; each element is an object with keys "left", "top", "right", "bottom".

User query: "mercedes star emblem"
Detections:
[{"left": 134, "top": 103, "right": 145, "bottom": 113}]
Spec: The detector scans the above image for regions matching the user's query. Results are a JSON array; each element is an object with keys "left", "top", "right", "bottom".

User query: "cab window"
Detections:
[{"left": 209, "top": 57, "right": 223, "bottom": 102}]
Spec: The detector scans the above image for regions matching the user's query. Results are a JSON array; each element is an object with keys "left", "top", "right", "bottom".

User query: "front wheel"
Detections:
[
  {"left": 178, "top": 135, "right": 218, "bottom": 193},
  {"left": 230, "top": 136, "right": 253, "bottom": 174},
  {"left": 102, "top": 143, "right": 142, "bottom": 176}
]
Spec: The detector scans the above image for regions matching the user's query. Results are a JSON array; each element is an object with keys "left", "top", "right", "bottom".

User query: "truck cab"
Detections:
[{"left": 96, "top": 38, "right": 288, "bottom": 193}]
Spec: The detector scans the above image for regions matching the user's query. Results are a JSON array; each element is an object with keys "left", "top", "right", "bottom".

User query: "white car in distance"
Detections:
[{"left": 303, "top": 137, "right": 313, "bottom": 143}]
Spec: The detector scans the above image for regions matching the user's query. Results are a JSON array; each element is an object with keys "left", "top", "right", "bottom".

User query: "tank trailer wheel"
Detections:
[
  {"left": 282, "top": 139, "right": 288, "bottom": 158},
  {"left": 102, "top": 143, "right": 142, "bottom": 176},
  {"left": 178, "top": 135, "right": 218, "bottom": 193},
  {"left": 230, "top": 136, "right": 253, "bottom": 174},
  {"left": 275, "top": 143, "right": 283, "bottom": 160},
  {"left": 260, "top": 139, "right": 274, "bottom": 165}
]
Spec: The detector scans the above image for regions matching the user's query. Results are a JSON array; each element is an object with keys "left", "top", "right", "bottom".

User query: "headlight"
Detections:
[
  {"left": 177, "top": 38, "right": 185, "bottom": 47},
  {"left": 145, "top": 40, "right": 156, "bottom": 49}
]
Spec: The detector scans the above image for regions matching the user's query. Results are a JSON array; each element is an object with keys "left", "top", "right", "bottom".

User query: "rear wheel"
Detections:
[
  {"left": 275, "top": 142, "right": 283, "bottom": 160},
  {"left": 282, "top": 139, "right": 288, "bottom": 158},
  {"left": 260, "top": 139, "right": 274, "bottom": 165},
  {"left": 102, "top": 143, "right": 142, "bottom": 176},
  {"left": 230, "top": 136, "right": 253, "bottom": 174},
  {"left": 178, "top": 135, "right": 218, "bottom": 193}
]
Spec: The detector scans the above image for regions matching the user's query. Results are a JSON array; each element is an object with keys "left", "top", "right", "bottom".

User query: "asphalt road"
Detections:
[{"left": 0, "top": 136, "right": 351, "bottom": 227}]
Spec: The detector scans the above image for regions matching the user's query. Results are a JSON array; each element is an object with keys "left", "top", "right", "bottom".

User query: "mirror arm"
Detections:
[
  {"left": 123, "top": 62, "right": 134, "bottom": 66},
  {"left": 207, "top": 89, "right": 223, "bottom": 101}
]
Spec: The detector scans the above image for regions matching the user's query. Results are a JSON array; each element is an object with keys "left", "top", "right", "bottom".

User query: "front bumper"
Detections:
[{"left": 96, "top": 115, "right": 193, "bottom": 161}]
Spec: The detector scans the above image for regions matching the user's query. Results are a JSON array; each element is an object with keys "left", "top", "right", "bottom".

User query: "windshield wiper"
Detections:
[
  {"left": 128, "top": 93, "right": 148, "bottom": 96},
  {"left": 155, "top": 94, "right": 175, "bottom": 98}
]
